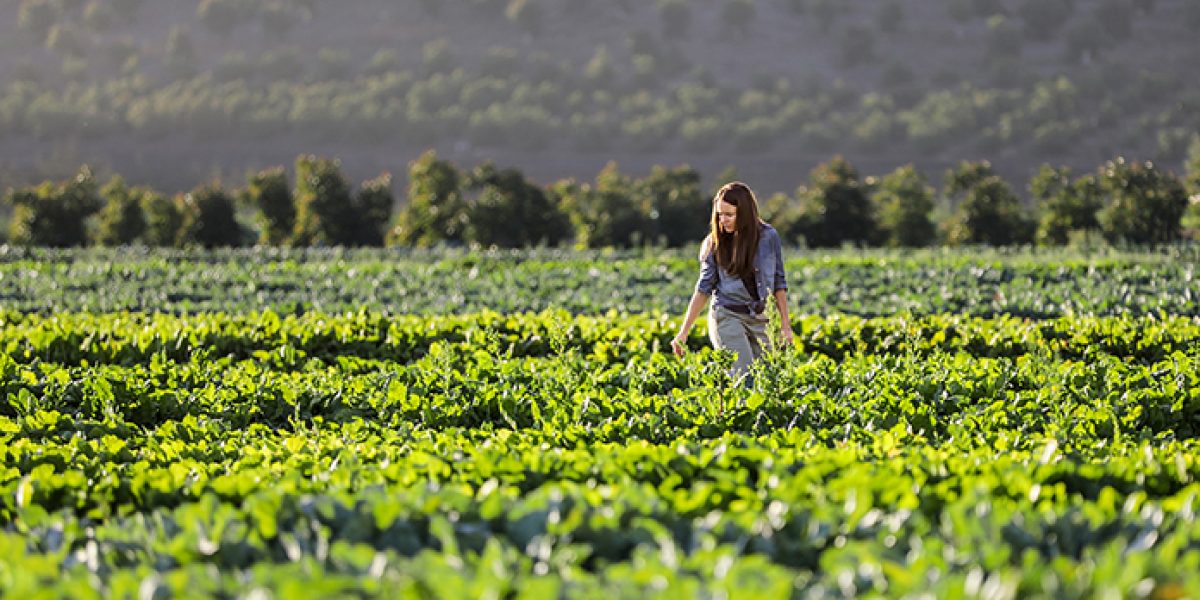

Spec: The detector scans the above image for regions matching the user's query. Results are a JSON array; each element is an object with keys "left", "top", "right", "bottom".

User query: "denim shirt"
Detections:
[{"left": 695, "top": 223, "right": 787, "bottom": 310}]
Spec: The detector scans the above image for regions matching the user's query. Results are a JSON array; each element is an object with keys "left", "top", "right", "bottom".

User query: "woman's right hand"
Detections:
[{"left": 670, "top": 335, "right": 687, "bottom": 357}]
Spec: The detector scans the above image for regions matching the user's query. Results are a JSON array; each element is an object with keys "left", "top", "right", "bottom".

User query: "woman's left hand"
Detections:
[{"left": 778, "top": 326, "right": 794, "bottom": 347}]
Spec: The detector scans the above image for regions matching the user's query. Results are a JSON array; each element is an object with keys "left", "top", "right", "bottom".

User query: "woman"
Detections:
[{"left": 671, "top": 181, "right": 793, "bottom": 380}]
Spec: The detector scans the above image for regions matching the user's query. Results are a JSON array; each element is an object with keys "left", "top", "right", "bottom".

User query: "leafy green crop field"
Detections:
[{"left": 2, "top": 247, "right": 1199, "bottom": 598}]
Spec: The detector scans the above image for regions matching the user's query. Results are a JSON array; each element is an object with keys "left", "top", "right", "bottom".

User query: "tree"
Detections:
[
  {"left": 95, "top": 176, "right": 147, "bottom": 245},
  {"left": 1185, "top": 135, "right": 1200, "bottom": 200},
  {"left": 292, "top": 155, "right": 355, "bottom": 245},
  {"left": 4, "top": 167, "right": 102, "bottom": 247},
  {"left": 1030, "top": 165, "right": 1101, "bottom": 245},
  {"left": 639, "top": 165, "right": 706, "bottom": 247},
  {"left": 553, "top": 177, "right": 651, "bottom": 249},
  {"left": 178, "top": 183, "right": 244, "bottom": 248},
  {"left": 355, "top": 173, "right": 394, "bottom": 247},
  {"left": 390, "top": 151, "right": 466, "bottom": 247},
  {"left": 872, "top": 165, "right": 936, "bottom": 247},
  {"left": 943, "top": 162, "right": 1035, "bottom": 246},
  {"left": 1096, "top": 158, "right": 1189, "bottom": 244},
  {"left": 244, "top": 167, "right": 293, "bottom": 245},
  {"left": 796, "top": 156, "right": 876, "bottom": 247},
  {"left": 462, "top": 163, "right": 568, "bottom": 247},
  {"left": 141, "top": 190, "right": 182, "bottom": 247}
]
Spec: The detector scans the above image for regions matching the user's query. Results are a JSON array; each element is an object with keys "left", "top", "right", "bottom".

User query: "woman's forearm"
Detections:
[
  {"left": 677, "top": 291, "right": 711, "bottom": 339},
  {"left": 774, "top": 289, "right": 793, "bottom": 334}
]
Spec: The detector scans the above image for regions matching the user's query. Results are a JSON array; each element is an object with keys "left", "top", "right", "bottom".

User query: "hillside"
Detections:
[{"left": 1, "top": 0, "right": 1198, "bottom": 198}]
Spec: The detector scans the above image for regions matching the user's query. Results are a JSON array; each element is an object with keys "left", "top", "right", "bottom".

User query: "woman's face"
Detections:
[{"left": 716, "top": 201, "right": 737, "bottom": 234}]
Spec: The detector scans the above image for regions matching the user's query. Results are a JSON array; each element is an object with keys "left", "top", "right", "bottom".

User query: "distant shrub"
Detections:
[
  {"left": 943, "top": 161, "right": 1035, "bottom": 246},
  {"left": 462, "top": 163, "right": 568, "bottom": 248},
  {"left": 355, "top": 173, "right": 394, "bottom": 246},
  {"left": 797, "top": 156, "right": 876, "bottom": 247},
  {"left": 178, "top": 182, "right": 244, "bottom": 248},
  {"left": 554, "top": 170, "right": 651, "bottom": 249},
  {"left": 639, "top": 165, "right": 706, "bottom": 247},
  {"left": 292, "top": 155, "right": 356, "bottom": 245},
  {"left": 1031, "top": 165, "right": 1101, "bottom": 245},
  {"left": 95, "top": 176, "right": 147, "bottom": 245},
  {"left": 1096, "top": 158, "right": 1189, "bottom": 244},
  {"left": 141, "top": 191, "right": 183, "bottom": 246},
  {"left": 4, "top": 167, "right": 102, "bottom": 247},
  {"left": 872, "top": 165, "right": 936, "bottom": 247},
  {"left": 1186, "top": 135, "right": 1200, "bottom": 199},
  {"left": 390, "top": 150, "right": 466, "bottom": 247},
  {"left": 244, "top": 167, "right": 293, "bottom": 245}
]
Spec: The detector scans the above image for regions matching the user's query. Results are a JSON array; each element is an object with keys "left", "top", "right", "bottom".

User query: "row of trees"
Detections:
[
  {"left": 8, "top": 62, "right": 1194, "bottom": 164},
  {"left": 4, "top": 157, "right": 392, "bottom": 248},
  {"left": 6, "top": 147, "right": 1199, "bottom": 249}
]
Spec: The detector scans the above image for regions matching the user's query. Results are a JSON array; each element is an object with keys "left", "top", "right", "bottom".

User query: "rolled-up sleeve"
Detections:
[
  {"left": 771, "top": 230, "right": 787, "bottom": 291},
  {"left": 696, "top": 249, "right": 718, "bottom": 295}
]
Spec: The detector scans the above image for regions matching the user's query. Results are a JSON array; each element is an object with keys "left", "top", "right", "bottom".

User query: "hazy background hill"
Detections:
[{"left": 1, "top": 0, "right": 1197, "bottom": 199}]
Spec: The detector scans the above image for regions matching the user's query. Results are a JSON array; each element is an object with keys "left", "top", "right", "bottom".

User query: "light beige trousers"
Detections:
[{"left": 708, "top": 305, "right": 770, "bottom": 381}]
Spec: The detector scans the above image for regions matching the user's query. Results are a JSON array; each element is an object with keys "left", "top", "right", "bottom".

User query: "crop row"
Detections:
[
  {"left": 2, "top": 246, "right": 1198, "bottom": 316},
  {"left": 3, "top": 310, "right": 1200, "bottom": 369}
]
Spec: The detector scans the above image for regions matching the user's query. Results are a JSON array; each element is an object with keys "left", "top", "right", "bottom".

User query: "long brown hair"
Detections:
[{"left": 704, "top": 181, "right": 762, "bottom": 278}]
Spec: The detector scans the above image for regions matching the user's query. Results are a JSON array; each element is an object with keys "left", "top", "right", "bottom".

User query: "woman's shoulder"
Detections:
[
  {"left": 759, "top": 222, "right": 780, "bottom": 240},
  {"left": 699, "top": 234, "right": 715, "bottom": 260}
]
